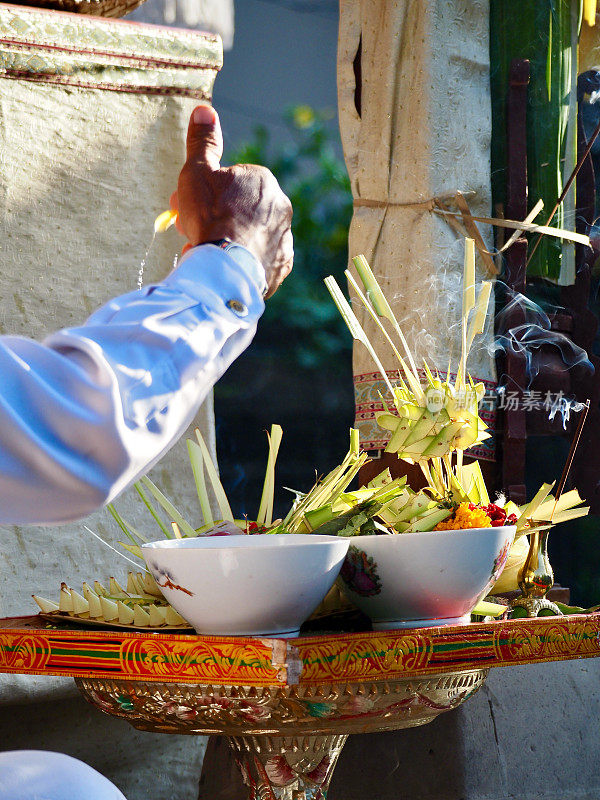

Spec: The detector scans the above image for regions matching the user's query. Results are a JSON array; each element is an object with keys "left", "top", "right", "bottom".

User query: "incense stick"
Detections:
[
  {"left": 553, "top": 399, "right": 591, "bottom": 508},
  {"left": 526, "top": 115, "right": 600, "bottom": 269}
]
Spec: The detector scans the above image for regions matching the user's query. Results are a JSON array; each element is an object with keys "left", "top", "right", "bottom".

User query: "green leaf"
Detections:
[
  {"left": 133, "top": 482, "right": 172, "bottom": 539},
  {"left": 187, "top": 439, "right": 214, "bottom": 527},
  {"left": 257, "top": 424, "right": 283, "bottom": 527},
  {"left": 139, "top": 476, "right": 197, "bottom": 537},
  {"left": 194, "top": 428, "right": 234, "bottom": 522}
]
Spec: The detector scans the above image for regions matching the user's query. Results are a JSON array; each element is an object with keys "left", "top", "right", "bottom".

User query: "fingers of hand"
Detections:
[
  {"left": 169, "top": 191, "right": 186, "bottom": 235},
  {"left": 186, "top": 105, "right": 223, "bottom": 171},
  {"left": 265, "top": 226, "right": 293, "bottom": 299}
]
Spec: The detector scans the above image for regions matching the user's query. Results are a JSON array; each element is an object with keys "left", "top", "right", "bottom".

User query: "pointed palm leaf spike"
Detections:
[
  {"left": 345, "top": 269, "right": 425, "bottom": 405},
  {"left": 193, "top": 428, "right": 234, "bottom": 522},
  {"left": 107, "top": 504, "right": 149, "bottom": 545},
  {"left": 83, "top": 585, "right": 102, "bottom": 618},
  {"left": 148, "top": 605, "right": 167, "bottom": 626},
  {"left": 463, "top": 238, "right": 476, "bottom": 321},
  {"left": 69, "top": 591, "right": 89, "bottom": 616},
  {"left": 100, "top": 596, "right": 118, "bottom": 621},
  {"left": 257, "top": 424, "right": 283, "bottom": 527},
  {"left": 133, "top": 483, "right": 172, "bottom": 539},
  {"left": 109, "top": 577, "right": 126, "bottom": 596},
  {"left": 536, "top": 489, "right": 583, "bottom": 519},
  {"left": 352, "top": 254, "right": 422, "bottom": 385},
  {"left": 345, "top": 270, "right": 405, "bottom": 363},
  {"left": 120, "top": 542, "right": 143, "bottom": 559},
  {"left": 59, "top": 584, "right": 74, "bottom": 613},
  {"left": 33, "top": 595, "right": 59, "bottom": 614},
  {"left": 139, "top": 475, "right": 198, "bottom": 536},
  {"left": 133, "top": 604, "right": 151, "bottom": 627},
  {"left": 324, "top": 275, "right": 396, "bottom": 400},
  {"left": 518, "top": 481, "right": 555, "bottom": 525},
  {"left": 131, "top": 573, "right": 146, "bottom": 595},
  {"left": 460, "top": 461, "right": 490, "bottom": 505},
  {"left": 584, "top": 0, "right": 596, "bottom": 26},
  {"left": 459, "top": 238, "right": 476, "bottom": 392},
  {"left": 466, "top": 281, "right": 493, "bottom": 353},
  {"left": 117, "top": 601, "right": 135, "bottom": 625},
  {"left": 187, "top": 439, "right": 214, "bottom": 527},
  {"left": 171, "top": 522, "right": 183, "bottom": 539},
  {"left": 142, "top": 572, "right": 163, "bottom": 597},
  {"left": 165, "top": 607, "right": 186, "bottom": 625}
]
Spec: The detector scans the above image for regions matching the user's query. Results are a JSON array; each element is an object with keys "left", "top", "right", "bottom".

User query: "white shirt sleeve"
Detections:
[{"left": 0, "top": 243, "right": 266, "bottom": 525}]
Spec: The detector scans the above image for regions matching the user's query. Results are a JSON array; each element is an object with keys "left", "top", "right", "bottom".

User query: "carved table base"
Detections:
[
  {"left": 76, "top": 669, "right": 487, "bottom": 799},
  {"left": 228, "top": 734, "right": 347, "bottom": 800}
]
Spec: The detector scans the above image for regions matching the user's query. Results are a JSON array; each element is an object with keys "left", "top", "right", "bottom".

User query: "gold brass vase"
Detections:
[{"left": 511, "top": 529, "right": 561, "bottom": 617}]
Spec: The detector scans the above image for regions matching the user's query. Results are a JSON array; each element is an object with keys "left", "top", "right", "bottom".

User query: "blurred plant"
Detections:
[{"left": 227, "top": 106, "right": 353, "bottom": 370}]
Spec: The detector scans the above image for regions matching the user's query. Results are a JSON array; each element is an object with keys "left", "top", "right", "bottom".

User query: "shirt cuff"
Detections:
[{"left": 177, "top": 243, "right": 267, "bottom": 297}]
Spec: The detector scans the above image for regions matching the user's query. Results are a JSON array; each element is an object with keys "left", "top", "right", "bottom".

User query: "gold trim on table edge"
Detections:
[{"left": 0, "top": 614, "right": 599, "bottom": 687}]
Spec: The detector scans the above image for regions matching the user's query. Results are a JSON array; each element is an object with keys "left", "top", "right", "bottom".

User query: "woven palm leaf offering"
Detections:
[
  {"left": 322, "top": 240, "right": 589, "bottom": 628},
  {"left": 33, "top": 571, "right": 191, "bottom": 629},
  {"left": 35, "top": 427, "right": 410, "bottom": 634},
  {"left": 108, "top": 426, "right": 409, "bottom": 551}
]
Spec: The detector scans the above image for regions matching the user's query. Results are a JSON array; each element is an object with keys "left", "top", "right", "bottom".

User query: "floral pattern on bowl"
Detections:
[{"left": 338, "top": 545, "right": 382, "bottom": 597}]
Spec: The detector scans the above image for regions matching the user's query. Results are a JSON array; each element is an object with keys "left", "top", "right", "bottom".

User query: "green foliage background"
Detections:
[
  {"left": 227, "top": 106, "right": 353, "bottom": 369},
  {"left": 215, "top": 108, "right": 354, "bottom": 519}
]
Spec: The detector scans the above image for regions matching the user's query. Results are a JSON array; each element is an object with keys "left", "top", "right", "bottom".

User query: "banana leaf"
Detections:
[{"left": 309, "top": 500, "right": 383, "bottom": 537}]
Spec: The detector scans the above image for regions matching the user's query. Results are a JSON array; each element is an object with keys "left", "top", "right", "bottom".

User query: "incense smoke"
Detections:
[
  {"left": 493, "top": 289, "right": 593, "bottom": 427},
  {"left": 494, "top": 291, "right": 593, "bottom": 380}
]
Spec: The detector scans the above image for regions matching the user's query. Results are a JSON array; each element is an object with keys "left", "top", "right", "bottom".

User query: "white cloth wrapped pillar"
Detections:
[
  {"left": 0, "top": 6, "right": 220, "bottom": 798},
  {"left": 338, "top": 0, "right": 496, "bottom": 461}
]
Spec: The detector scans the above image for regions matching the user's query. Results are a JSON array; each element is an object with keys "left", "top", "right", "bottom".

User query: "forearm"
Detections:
[{"left": 0, "top": 244, "right": 265, "bottom": 525}]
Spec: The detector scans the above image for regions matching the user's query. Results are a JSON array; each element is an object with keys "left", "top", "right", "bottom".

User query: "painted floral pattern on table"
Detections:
[{"left": 339, "top": 545, "right": 381, "bottom": 597}]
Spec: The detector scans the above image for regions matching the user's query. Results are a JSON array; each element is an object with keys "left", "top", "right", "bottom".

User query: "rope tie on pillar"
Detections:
[{"left": 353, "top": 190, "right": 590, "bottom": 278}]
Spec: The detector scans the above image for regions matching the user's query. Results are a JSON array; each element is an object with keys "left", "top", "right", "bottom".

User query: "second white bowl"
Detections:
[{"left": 337, "top": 526, "right": 515, "bottom": 629}]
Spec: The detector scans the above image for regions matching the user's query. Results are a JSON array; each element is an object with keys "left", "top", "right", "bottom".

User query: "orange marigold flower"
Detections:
[{"left": 434, "top": 502, "right": 492, "bottom": 531}]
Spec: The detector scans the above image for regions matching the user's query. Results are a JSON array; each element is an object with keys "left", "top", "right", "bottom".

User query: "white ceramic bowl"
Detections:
[
  {"left": 337, "top": 526, "right": 515, "bottom": 629},
  {"left": 142, "top": 534, "right": 350, "bottom": 637}
]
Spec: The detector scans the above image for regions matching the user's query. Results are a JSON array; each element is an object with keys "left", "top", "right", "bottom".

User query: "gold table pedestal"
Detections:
[
  {"left": 75, "top": 669, "right": 487, "bottom": 799},
  {"left": 228, "top": 734, "right": 347, "bottom": 800}
]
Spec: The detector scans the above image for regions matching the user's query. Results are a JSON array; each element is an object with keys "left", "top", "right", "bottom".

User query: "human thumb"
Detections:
[{"left": 186, "top": 104, "right": 223, "bottom": 170}]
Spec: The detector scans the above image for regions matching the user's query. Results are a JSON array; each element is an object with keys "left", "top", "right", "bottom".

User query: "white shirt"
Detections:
[{"left": 0, "top": 243, "right": 266, "bottom": 525}]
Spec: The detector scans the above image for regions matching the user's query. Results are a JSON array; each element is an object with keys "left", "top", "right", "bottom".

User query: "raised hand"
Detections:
[{"left": 171, "top": 105, "right": 293, "bottom": 298}]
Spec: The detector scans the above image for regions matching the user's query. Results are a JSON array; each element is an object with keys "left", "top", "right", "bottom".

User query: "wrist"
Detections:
[
  {"left": 196, "top": 241, "right": 267, "bottom": 297},
  {"left": 203, "top": 238, "right": 233, "bottom": 250},
  {"left": 194, "top": 228, "right": 264, "bottom": 268}
]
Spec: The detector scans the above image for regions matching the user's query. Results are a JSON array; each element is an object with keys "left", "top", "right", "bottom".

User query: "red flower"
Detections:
[
  {"left": 246, "top": 521, "right": 268, "bottom": 534},
  {"left": 471, "top": 503, "right": 516, "bottom": 527}
]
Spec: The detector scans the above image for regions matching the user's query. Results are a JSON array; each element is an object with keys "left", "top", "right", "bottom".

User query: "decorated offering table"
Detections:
[{"left": 1, "top": 613, "right": 599, "bottom": 799}]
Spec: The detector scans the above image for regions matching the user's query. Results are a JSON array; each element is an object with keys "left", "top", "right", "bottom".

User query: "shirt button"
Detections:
[{"left": 226, "top": 299, "right": 248, "bottom": 317}]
